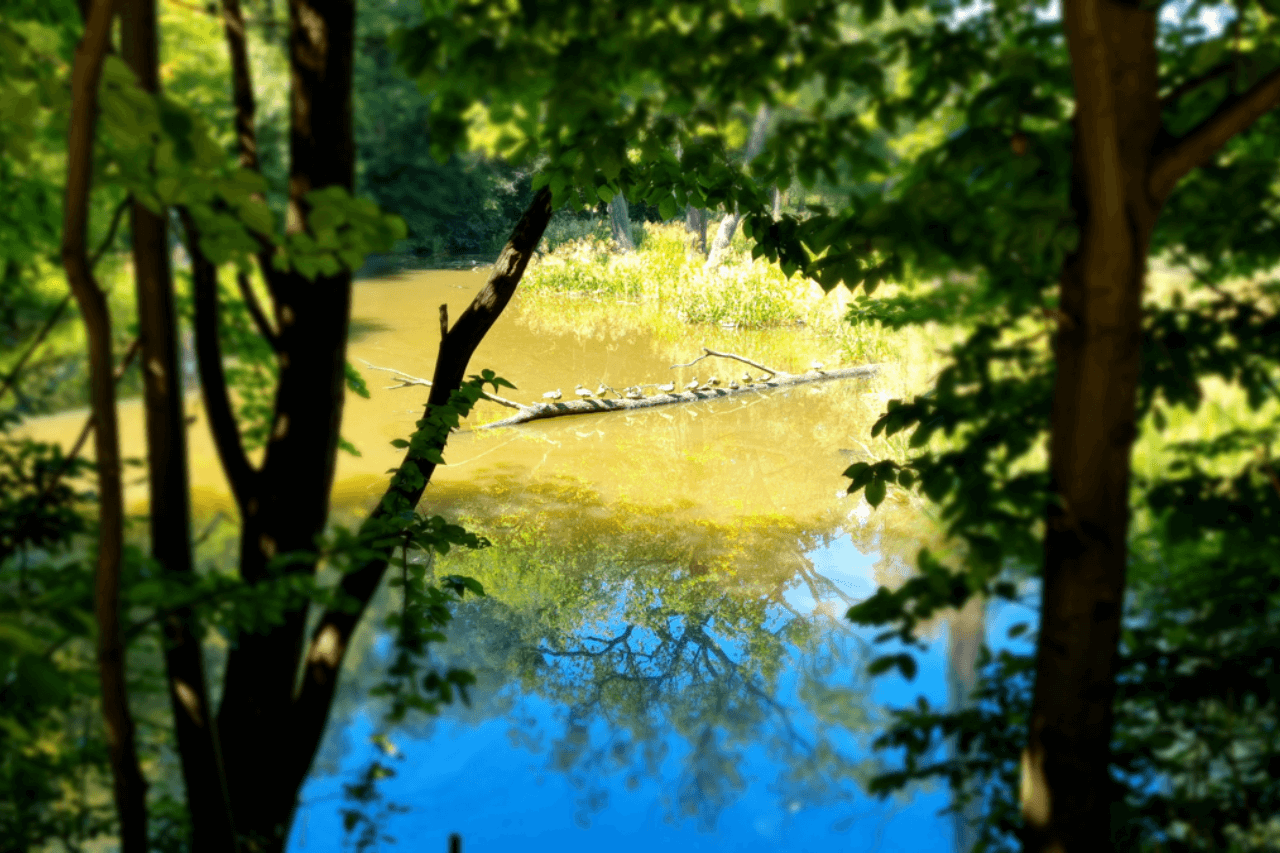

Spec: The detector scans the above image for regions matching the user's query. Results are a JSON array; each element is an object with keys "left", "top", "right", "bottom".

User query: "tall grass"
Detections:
[{"left": 524, "top": 219, "right": 899, "bottom": 365}]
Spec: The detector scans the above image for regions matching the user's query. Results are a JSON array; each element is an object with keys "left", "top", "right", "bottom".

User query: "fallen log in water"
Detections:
[
  {"left": 360, "top": 350, "right": 884, "bottom": 432},
  {"left": 478, "top": 362, "right": 883, "bottom": 429}
]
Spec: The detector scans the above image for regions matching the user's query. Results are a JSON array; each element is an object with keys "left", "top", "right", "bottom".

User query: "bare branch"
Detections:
[
  {"left": 235, "top": 270, "right": 279, "bottom": 347},
  {"left": 219, "top": 0, "right": 283, "bottom": 306},
  {"left": 358, "top": 358, "right": 521, "bottom": 408},
  {"left": 1150, "top": 66, "right": 1280, "bottom": 201},
  {"left": 0, "top": 294, "right": 72, "bottom": 405},
  {"left": 1158, "top": 61, "right": 1233, "bottom": 108},
  {"left": 89, "top": 196, "right": 131, "bottom": 271},
  {"left": 179, "top": 209, "right": 257, "bottom": 511},
  {"left": 35, "top": 339, "right": 139, "bottom": 510},
  {"left": 672, "top": 347, "right": 782, "bottom": 375}
]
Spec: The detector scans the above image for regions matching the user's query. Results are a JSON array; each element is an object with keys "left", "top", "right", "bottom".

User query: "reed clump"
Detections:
[{"left": 523, "top": 219, "right": 899, "bottom": 365}]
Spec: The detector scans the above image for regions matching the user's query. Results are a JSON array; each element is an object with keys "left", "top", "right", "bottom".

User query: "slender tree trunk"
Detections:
[
  {"left": 63, "top": 0, "right": 149, "bottom": 849},
  {"left": 706, "top": 104, "right": 770, "bottom": 269},
  {"left": 1022, "top": 1, "right": 1280, "bottom": 848},
  {"left": 947, "top": 595, "right": 985, "bottom": 853},
  {"left": 120, "top": 1, "right": 238, "bottom": 849},
  {"left": 287, "top": 188, "right": 555, "bottom": 809},
  {"left": 771, "top": 185, "right": 782, "bottom": 220},
  {"left": 608, "top": 193, "right": 636, "bottom": 252}
]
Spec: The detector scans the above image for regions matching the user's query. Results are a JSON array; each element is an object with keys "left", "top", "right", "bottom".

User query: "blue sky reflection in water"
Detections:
[{"left": 288, "top": 529, "right": 1038, "bottom": 853}]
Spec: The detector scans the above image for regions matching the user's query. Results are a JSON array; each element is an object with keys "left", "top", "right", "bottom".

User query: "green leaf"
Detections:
[{"left": 658, "top": 195, "right": 677, "bottom": 221}]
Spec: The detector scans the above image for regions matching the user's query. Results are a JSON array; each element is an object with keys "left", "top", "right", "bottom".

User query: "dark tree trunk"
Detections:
[
  {"left": 213, "top": 0, "right": 357, "bottom": 849},
  {"left": 121, "top": 0, "right": 238, "bottom": 848},
  {"left": 608, "top": 193, "right": 636, "bottom": 252},
  {"left": 1024, "top": 2, "right": 1280, "bottom": 851}
]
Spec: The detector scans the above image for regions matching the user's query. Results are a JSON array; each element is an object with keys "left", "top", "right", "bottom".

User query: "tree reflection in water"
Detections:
[
  {"left": 425, "top": 556, "right": 877, "bottom": 832},
  {"left": 312, "top": 469, "right": 954, "bottom": 846}
]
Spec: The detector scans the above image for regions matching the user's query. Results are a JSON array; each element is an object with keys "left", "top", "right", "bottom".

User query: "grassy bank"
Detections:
[{"left": 523, "top": 218, "right": 902, "bottom": 368}]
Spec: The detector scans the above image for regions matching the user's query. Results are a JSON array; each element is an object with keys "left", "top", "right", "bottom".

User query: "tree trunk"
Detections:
[
  {"left": 684, "top": 206, "right": 707, "bottom": 256},
  {"left": 1023, "top": 7, "right": 1161, "bottom": 851},
  {"left": 705, "top": 104, "right": 770, "bottom": 269},
  {"left": 608, "top": 193, "right": 636, "bottom": 252},
  {"left": 212, "top": 0, "right": 357, "bottom": 849},
  {"left": 63, "top": 0, "right": 149, "bottom": 849},
  {"left": 120, "top": 0, "right": 238, "bottom": 849},
  {"left": 947, "top": 595, "right": 985, "bottom": 853},
  {"left": 1022, "top": 1, "right": 1280, "bottom": 849}
]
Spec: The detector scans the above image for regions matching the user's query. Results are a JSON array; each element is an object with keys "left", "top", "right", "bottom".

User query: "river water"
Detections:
[{"left": 24, "top": 268, "right": 1030, "bottom": 852}]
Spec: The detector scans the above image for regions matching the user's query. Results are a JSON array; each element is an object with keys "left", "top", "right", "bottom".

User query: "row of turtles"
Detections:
[{"left": 538, "top": 363, "right": 824, "bottom": 403}]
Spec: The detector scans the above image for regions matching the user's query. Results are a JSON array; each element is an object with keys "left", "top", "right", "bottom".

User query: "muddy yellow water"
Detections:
[{"left": 21, "top": 268, "right": 938, "bottom": 592}]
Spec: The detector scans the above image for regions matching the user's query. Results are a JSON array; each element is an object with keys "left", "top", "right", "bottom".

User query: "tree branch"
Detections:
[
  {"left": 359, "top": 358, "right": 522, "bottom": 408},
  {"left": 672, "top": 347, "right": 781, "bottom": 375},
  {"left": 178, "top": 209, "right": 258, "bottom": 512},
  {"left": 1150, "top": 66, "right": 1280, "bottom": 201},
  {"left": 62, "top": 0, "right": 149, "bottom": 847},
  {"left": 89, "top": 195, "right": 131, "bottom": 271},
  {"left": 33, "top": 339, "right": 139, "bottom": 517},
  {"left": 285, "top": 186, "right": 555, "bottom": 799},
  {"left": 0, "top": 294, "right": 72, "bottom": 406},
  {"left": 235, "top": 270, "right": 279, "bottom": 347},
  {"left": 1158, "top": 61, "right": 1234, "bottom": 108},
  {"left": 219, "top": 0, "right": 284, "bottom": 307}
]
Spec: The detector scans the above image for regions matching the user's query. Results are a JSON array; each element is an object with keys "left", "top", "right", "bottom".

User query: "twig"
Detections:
[
  {"left": 35, "top": 338, "right": 141, "bottom": 509},
  {"left": 671, "top": 347, "right": 781, "bottom": 375},
  {"left": 194, "top": 512, "right": 227, "bottom": 547},
  {"left": 89, "top": 197, "right": 131, "bottom": 272},
  {"left": 0, "top": 294, "right": 73, "bottom": 405},
  {"left": 357, "top": 358, "right": 522, "bottom": 409},
  {"left": 1158, "top": 61, "right": 1234, "bottom": 108}
]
